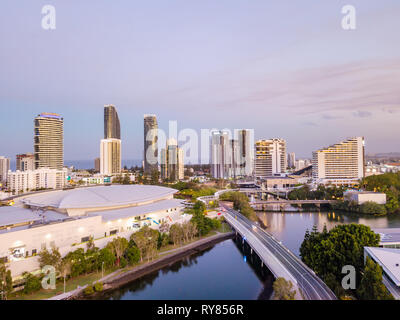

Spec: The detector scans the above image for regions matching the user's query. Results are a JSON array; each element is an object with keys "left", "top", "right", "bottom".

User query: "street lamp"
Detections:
[{"left": 102, "top": 261, "right": 104, "bottom": 278}]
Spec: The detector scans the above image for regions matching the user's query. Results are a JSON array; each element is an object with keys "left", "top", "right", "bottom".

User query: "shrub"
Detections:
[
  {"left": 93, "top": 282, "right": 103, "bottom": 292},
  {"left": 84, "top": 285, "right": 94, "bottom": 296},
  {"left": 23, "top": 272, "right": 42, "bottom": 294}
]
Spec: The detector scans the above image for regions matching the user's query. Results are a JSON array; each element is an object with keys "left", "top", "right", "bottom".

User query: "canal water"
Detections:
[
  {"left": 100, "top": 238, "right": 274, "bottom": 300},
  {"left": 98, "top": 211, "right": 400, "bottom": 300}
]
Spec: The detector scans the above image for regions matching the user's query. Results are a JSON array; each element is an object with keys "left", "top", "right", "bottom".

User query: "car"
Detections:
[{"left": 252, "top": 225, "right": 257, "bottom": 231}]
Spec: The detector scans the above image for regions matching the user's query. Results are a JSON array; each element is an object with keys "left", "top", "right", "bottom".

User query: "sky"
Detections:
[{"left": 0, "top": 0, "right": 400, "bottom": 162}]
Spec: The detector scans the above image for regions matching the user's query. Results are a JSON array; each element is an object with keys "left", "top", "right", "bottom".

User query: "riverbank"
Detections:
[{"left": 67, "top": 231, "right": 234, "bottom": 300}]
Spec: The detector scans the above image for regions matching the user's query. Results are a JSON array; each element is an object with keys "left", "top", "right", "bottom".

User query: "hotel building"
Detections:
[
  {"left": 100, "top": 139, "right": 121, "bottom": 176},
  {"left": 312, "top": 137, "right": 365, "bottom": 186},
  {"left": 255, "top": 139, "right": 287, "bottom": 179},
  {"left": 34, "top": 113, "right": 64, "bottom": 170}
]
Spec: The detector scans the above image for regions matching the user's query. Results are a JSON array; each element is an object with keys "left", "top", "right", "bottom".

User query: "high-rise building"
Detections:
[
  {"left": 228, "top": 139, "right": 240, "bottom": 179},
  {"left": 0, "top": 156, "right": 10, "bottom": 183},
  {"left": 237, "top": 129, "right": 254, "bottom": 177},
  {"left": 144, "top": 115, "right": 158, "bottom": 175},
  {"left": 100, "top": 139, "right": 121, "bottom": 176},
  {"left": 16, "top": 153, "right": 35, "bottom": 171},
  {"left": 287, "top": 152, "right": 296, "bottom": 169},
  {"left": 255, "top": 139, "right": 287, "bottom": 179},
  {"left": 210, "top": 130, "right": 231, "bottom": 179},
  {"left": 161, "top": 139, "right": 184, "bottom": 181},
  {"left": 104, "top": 105, "right": 121, "bottom": 140},
  {"left": 34, "top": 113, "right": 64, "bottom": 170},
  {"left": 312, "top": 137, "right": 365, "bottom": 186},
  {"left": 94, "top": 158, "right": 100, "bottom": 172}
]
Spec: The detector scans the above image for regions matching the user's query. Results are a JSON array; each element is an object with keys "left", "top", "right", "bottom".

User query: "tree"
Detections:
[
  {"left": 59, "top": 259, "right": 72, "bottom": 293},
  {"left": 169, "top": 224, "right": 184, "bottom": 246},
  {"left": 272, "top": 278, "right": 296, "bottom": 300},
  {"left": 39, "top": 247, "right": 62, "bottom": 272},
  {"left": 300, "top": 224, "right": 380, "bottom": 297},
  {"left": 125, "top": 245, "right": 141, "bottom": 265},
  {"left": 22, "top": 272, "right": 42, "bottom": 294},
  {"left": 357, "top": 257, "right": 394, "bottom": 300},
  {"left": 150, "top": 170, "right": 160, "bottom": 185},
  {"left": 107, "top": 237, "right": 129, "bottom": 267},
  {"left": 97, "top": 247, "right": 116, "bottom": 270},
  {"left": 359, "top": 201, "right": 387, "bottom": 215},
  {"left": 0, "top": 262, "right": 12, "bottom": 300},
  {"left": 131, "top": 226, "right": 159, "bottom": 262}
]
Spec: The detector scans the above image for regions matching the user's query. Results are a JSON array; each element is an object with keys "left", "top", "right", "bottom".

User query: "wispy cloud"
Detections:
[{"left": 353, "top": 110, "right": 372, "bottom": 118}]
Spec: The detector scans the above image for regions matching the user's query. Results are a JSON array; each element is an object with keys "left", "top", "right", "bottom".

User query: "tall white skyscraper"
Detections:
[
  {"left": 210, "top": 131, "right": 230, "bottom": 179},
  {"left": 161, "top": 139, "right": 184, "bottom": 181},
  {"left": 100, "top": 139, "right": 121, "bottom": 176},
  {"left": 288, "top": 152, "right": 296, "bottom": 169},
  {"left": 312, "top": 137, "right": 365, "bottom": 186},
  {"left": 0, "top": 156, "right": 10, "bottom": 183},
  {"left": 255, "top": 139, "right": 287, "bottom": 179},
  {"left": 237, "top": 129, "right": 254, "bottom": 177}
]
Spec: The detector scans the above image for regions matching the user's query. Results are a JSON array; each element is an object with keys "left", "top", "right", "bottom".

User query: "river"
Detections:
[{"left": 98, "top": 211, "right": 400, "bottom": 300}]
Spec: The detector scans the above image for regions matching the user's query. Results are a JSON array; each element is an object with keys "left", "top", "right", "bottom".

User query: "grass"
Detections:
[
  {"left": 9, "top": 227, "right": 230, "bottom": 300},
  {"left": 9, "top": 270, "right": 115, "bottom": 300}
]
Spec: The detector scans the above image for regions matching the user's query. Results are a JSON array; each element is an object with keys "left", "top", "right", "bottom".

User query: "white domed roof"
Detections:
[{"left": 22, "top": 185, "right": 177, "bottom": 209}]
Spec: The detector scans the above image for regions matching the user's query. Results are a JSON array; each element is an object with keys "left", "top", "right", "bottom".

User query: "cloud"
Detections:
[
  {"left": 302, "top": 121, "right": 317, "bottom": 126},
  {"left": 353, "top": 110, "right": 372, "bottom": 118},
  {"left": 321, "top": 114, "right": 343, "bottom": 120}
]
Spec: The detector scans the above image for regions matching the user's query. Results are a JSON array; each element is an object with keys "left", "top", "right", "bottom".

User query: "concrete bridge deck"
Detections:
[{"left": 221, "top": 204, "right": 337, "bottom": 300}]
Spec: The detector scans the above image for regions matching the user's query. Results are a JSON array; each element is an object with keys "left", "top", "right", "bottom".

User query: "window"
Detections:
[
  {"left": 81, "top": 236, "right": 90, "bottom": 243},
  {"left": 32, "top": 249, "right": 37, "bottom": 256},
  {"left": 110, "top": 230, "right": 118, "bottom": 236}
]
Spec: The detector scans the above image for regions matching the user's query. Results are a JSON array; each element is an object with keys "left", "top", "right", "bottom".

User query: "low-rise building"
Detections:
[
  {"left": 7, "top": 168, "right": 68, "bottom": 195},
  {"left": 0, "top": 185, "right": 187, "bottom": 278},
  {"left": 344, "top": 190, "right": 387, "bottom": 205}
]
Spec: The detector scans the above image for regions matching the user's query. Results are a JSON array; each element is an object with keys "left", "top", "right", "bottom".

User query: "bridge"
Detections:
[
  {"left": 221, "top": 204, "right": 337, "bottom": 300},
  {"left": 250, "top": 199, "right": 337, "bottom": 211}
]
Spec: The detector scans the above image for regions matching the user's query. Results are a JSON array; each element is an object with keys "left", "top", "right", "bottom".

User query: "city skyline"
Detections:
[{"left": 1, "top": 1, "right": 400, "bottom": 161}]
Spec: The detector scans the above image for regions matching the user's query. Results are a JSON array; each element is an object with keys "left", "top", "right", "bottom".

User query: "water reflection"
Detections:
[
  {"left": 258, "top": 211, "right": 400, "bottom": 256},
  {"left": 97, "top": 240, "right": 269, "bottom": 300}
]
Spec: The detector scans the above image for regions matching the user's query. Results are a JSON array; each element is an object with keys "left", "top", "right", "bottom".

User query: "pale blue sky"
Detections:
[{"left": 0, "top": 0, "right": 399, "bottom": 161}]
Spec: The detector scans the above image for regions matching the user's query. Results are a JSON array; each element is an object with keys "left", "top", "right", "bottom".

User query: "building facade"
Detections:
[
  {"left": 34, "top": 113, "right": 64, "bottom": 170},
  {"left": 160, "top": 139, "right": 184, "bottom": 181},
  {"left": 104, "top": 104, "right": 121, "bottom": 140},
  {"left": 7, "top": 168, "right": 68, "bottom": 194},
  {"left": 312, "top": 137, "right": 365, "bottom": 186},
  {"left": 16, "top": 153, "right": 35, "bottom": 172},
  {"left": 94, "top": 157, "right": 100, "bottom": 172},
  {"left": 144, "top": 114, "right": 159, "bottom": 175},
  {"left": 255, "top": 139, "right": 287, "bottom": 179},
  {"left": 100, "top": 139, "right": 121, "bottom": 176},
  {"left": 210, "top": 130, "right": 230, "bottom": 179},
  {"left": 237, "top": 129, "right": 254, "bottom": 177},
  {"left": 0, "top": 156, "right": 10, "bottom": 183},
  {"left": 288, "top": 152, "right": 296, "bottom": 169}
]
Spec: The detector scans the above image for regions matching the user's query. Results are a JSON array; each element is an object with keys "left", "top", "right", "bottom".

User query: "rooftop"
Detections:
[
  {"left": 364, "top": 247, "right": 400, "bottom": 286},
  {"left": 374, "top": 228, "right": 400, "bottom": 244},
  {"left": 0, "top": 207, "right": 41, "bottom": 228},
  {"left": 21, "top": 185, "right": 177, "bottom": 209},
  {"left": 89, "top": 199, "right": 184, "bottom": 222}
]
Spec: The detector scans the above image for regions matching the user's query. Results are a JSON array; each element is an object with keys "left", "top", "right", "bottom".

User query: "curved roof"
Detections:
[{"left": 22, "top": 185, "right": 177, "bottom": 209}]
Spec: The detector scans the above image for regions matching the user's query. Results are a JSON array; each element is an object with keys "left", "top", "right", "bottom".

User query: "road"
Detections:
[{"left": 221, "top": 204, "right": 337, "bottom": 300}]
